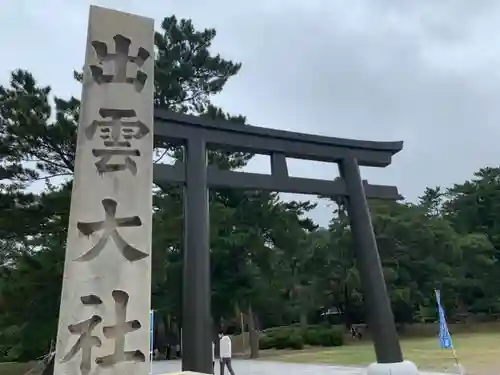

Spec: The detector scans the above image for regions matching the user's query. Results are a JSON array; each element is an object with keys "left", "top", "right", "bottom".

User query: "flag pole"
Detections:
[
  {"left": 452, "top": 346, "right": 465, "bottom": 375},
  {"left": 149, "top": 309, "right": 154, "bottom": 375},
  {"left": 434, "top": 290, "right": 464, "bottom": 375}
]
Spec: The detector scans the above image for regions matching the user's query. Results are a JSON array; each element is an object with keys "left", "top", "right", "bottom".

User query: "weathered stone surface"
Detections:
[{"left": 53, "top": 5, "right": 154, "bottom": 375}]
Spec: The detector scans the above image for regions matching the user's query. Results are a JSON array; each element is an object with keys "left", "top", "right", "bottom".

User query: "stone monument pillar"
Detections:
[{"left": 53, "top": 6, "right": 154, "bottom": 375}]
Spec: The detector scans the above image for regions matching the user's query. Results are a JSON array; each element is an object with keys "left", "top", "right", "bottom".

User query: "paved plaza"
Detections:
[{"left": 152, "top": 360, "right": 449, "bottom": 375}]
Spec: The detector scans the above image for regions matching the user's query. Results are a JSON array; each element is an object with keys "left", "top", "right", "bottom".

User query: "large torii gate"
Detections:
[
  {"left": 53, "top": 5, "right": 418, "bottom": 375},
  {"left": 152, "top": 110, "right": 417, "bottom": 375}
]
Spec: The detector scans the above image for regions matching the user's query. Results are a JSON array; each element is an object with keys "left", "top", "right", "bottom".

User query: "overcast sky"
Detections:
[{"left": 2, "top": 0, "right": 500, "bottom": 227}]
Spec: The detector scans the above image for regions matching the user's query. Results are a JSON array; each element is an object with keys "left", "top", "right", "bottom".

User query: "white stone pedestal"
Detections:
[{"left": 366, "top": 360, "right": 419, "bottom": 375}]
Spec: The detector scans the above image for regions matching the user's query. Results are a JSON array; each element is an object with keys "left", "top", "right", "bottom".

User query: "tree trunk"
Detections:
[
  {"left": 343, "top": 284, "right": 353, "bottom": 330},
  {"left": 297, "top": 285, "right": 309, "bottom": 328},
  {"left": 247, "top": 304, "right": 259, "bottom": 359},
  {"left": 156, "top": 312, "right": 167, "bottom": 353},
  {"left": 299, "top": 310, "right": 308, "bottom": 328}
]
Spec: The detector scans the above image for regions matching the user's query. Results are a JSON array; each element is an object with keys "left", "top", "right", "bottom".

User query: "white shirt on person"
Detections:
[
  {"left": 219, "top": 335, "right": 232, "bottom": 358},
  {"left": 212, "top": 342, "right": 215, "bottom": 361}
]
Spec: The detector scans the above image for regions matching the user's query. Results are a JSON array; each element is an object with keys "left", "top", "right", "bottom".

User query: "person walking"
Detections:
[{"left": 219, "top": 330, "right": 236, "bottom": 375}]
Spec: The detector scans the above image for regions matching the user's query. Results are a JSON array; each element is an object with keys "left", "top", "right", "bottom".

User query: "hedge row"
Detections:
[{"left": 259, "top": 326, "right": 344, "bottom": 350}]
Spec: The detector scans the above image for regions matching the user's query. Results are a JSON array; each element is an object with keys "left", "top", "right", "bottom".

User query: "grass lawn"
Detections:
[
  {"left": 262, "top": 332, "right": 500, "bottom": 374},
  {"left": 0, "top": 361, "right": 41, "bottom": 375}
]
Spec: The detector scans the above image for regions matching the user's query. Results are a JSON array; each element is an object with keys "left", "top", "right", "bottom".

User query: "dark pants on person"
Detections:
[{"left": 220, "top": 358, "right": 235, "bottom": 375}]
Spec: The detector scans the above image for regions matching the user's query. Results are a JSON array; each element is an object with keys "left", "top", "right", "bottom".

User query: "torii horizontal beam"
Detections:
[
  {"left": 154, "top": 109, "right": 403, "bottom": 168},
  {"left": 153, "top": 163, "right": 402, "bottom": 200}
]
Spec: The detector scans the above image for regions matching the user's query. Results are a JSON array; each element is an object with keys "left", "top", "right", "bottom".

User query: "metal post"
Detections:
[
  {"left": 339, "top": 157, "right": 403, "bottom": 364},
  {"left": 182, "top": 136, "right": 212, "bottom": 373}
]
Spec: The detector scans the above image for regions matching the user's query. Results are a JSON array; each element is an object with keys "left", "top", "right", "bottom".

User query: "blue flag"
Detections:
[{"left": 435, "top": 289, "right": 453, "bottom": 349}]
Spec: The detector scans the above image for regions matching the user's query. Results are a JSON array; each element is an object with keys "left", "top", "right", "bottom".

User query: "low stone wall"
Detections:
[{"left": 231, "top": 332, "right": 250, "bottom": 353}]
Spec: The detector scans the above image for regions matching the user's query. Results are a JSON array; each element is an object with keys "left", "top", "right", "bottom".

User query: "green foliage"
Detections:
[
  {"left": 258, "top": 335, "right": 274, "bottom": 350},
  {"left": 272, "top": 331, "right": 291, "bottom": 350},
  {"left": 153, "top": 16, "right": 241, "bottom": 113},
  {"left": 267, "top": 330, "right": 305, "bottom": 350},
  {"left": 316, "top": 328, "right": 344, "bottom": 347},
  {"left": 287, "top": 333, "right": 305, "bottom": 350},
  {"left": 303, "top": 328, "right": 323, "bottom": 346},
  {"left": 260, "top": 326, "right": 342, "bottom": 350}
]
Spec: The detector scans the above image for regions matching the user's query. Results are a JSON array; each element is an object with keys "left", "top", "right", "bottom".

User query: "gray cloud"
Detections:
[{"left": 1, "top": 0, "right": 500, "bottom": 227}]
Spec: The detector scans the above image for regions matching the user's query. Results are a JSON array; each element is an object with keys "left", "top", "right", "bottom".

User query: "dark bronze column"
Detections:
[
  {"left": 182, "top": 136, "right": 212, "bottom": 373},
  {"left": 339, "top": 157, "right": 403, "bottom": 363}
]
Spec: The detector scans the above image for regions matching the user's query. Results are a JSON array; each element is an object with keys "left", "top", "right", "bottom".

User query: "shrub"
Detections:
[
  {"left": 317, "top": 328, "right": 344, "bottom": 347},
  {"left": 258, "top": 335, "right": 275, "bottom": 350},
  {"left": 266, "top": 327, "right": 296, "bottom": 338},
  {"left": 261, "top": 325, "right": 344, "bottom": 349},
  {"left": 303, "top": 328, "right": 322, "bottom": 346},
  {"left": 263, "top": 329, "right": 305, "bottom": 350},
  {"left": 329, "top": 328, "right": 344, "bottom": 346},
  {"left": 287, "top": 333, "right": 304, "bottom": 349},
  {"left": 272, "top": 331, "right": 290, "bottom": 349}
]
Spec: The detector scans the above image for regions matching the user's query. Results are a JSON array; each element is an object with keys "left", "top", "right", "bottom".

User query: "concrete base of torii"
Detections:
[{"left": 366, "top": 360, "right": 419, "bottom": 375}]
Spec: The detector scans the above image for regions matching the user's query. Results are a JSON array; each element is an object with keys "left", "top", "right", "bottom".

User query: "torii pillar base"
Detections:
[{"left": 366, "top": 360, "right": 419, "bottom": 375}]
